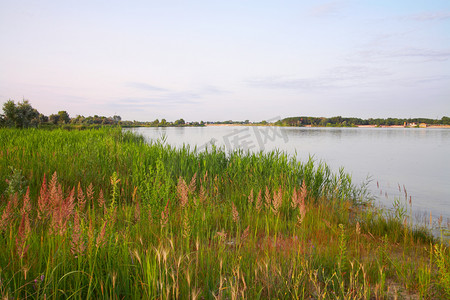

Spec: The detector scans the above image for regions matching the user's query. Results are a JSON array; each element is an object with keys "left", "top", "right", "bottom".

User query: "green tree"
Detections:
[
  {"left": 113, "top": 115, "right": 122, "bottom": 123},
  {"left": 319, "top": 118, "right": 328, "bottom": 127},
  {"left": 71, "top": 115, "right": 85, "bottom": 124},
  {"left": 58, "top": 111, "right": 70, "bottom": 124},
  {"left": 2, "top": 100, "right": 17, "bottom": 127},
  {"left": 1, "top": 99, "right": 40, "bottom": 128},
  {"left": 174, "top": 118, "right": 185, "bottom": 126},
  {"left": 38, "top": 113, "right": 48, "bottom": 123},
  {"left": 49, "top": 114, "right": 60, "bottom": 124},
  {"left": 17, "top": 101, "right": 39, "bottom": 127}
]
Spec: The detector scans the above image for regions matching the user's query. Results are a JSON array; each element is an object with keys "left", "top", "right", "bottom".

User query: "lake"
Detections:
[{"left": 129, "top": 126, "right": 450, "bottom": 225}]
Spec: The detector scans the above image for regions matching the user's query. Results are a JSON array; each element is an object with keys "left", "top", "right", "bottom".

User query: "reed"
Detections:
[{"left": 0, "top": 127, "right": 447, "bottom": 299}]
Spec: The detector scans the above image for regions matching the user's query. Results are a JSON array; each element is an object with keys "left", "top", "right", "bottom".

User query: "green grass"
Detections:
[{"left": 0, "top": 127, "right": 448, "bottom": 299}]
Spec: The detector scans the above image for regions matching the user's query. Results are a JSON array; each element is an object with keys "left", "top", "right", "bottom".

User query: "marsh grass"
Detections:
[{"left": 0, "top": 127, "right": 448, "bottom": 299}]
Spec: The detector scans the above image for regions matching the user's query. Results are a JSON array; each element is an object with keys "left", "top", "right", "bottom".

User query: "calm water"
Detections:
[{"left": 129, "top": 126, "right": 450, "bottom": 223}]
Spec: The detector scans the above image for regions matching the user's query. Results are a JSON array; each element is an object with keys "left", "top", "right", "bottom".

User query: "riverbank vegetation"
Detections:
[
  {"left": 275, "top": 116, "right": 450, "bottom": 127},
  {"left": 0, "top": 99, "right": 201, "bottom": 129},
  {"left": 1, "top": 127, "right": 449, "bottom": 299},
  {"left": 2, "top": 99, "right": 449, "bottom": 129}
]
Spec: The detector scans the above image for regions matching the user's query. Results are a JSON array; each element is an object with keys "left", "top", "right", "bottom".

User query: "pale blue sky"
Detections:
[{"left": 1, "top": 0, "right": 449, "bottom": 121}]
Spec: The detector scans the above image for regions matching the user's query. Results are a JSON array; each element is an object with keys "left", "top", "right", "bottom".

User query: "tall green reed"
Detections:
[{"left": 0, "top": 127, "right": 445, "bottom": 299}]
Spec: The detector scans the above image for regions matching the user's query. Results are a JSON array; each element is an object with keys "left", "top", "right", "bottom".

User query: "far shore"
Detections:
[
  {"left": 357, "top": 125, "right": 450, "bottom": 128},
  {"left": 205, "top": 123, "right": 450, "bottom": 129}
]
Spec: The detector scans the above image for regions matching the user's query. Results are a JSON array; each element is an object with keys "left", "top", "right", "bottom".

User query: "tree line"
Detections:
[
  {"left": 0, "top": 100, "right": 122, "bottom": 128},
  {"left": 276, "top": 116, "right": 450, "bottom": 127},
  {"left": 0, "top": 99, "right": 196, "bottom": 128},
  {"left": 1, "top": 99, "right": 449, "bottom": 128}
]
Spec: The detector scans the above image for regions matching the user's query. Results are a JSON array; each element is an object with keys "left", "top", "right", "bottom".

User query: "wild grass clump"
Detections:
[{"left": 0, "top": 127, "right": 448, "bottom": 299}]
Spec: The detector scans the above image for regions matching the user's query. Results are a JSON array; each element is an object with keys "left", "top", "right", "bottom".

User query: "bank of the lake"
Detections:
[
  {"left": 130, "top": 126, "right": 450, "bottom": 225},
  {"left": 0, "top": 128, "right": 449, "bottom": 299}
]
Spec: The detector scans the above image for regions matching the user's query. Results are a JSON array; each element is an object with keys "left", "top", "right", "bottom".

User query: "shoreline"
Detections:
[{"left": 205, "top": 123, "right": 450, "bottom": 129}]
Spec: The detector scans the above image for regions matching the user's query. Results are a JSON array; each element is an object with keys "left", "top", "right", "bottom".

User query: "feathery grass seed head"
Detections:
[{"left": 232, "top": 202, "right": 239, "bottom": 223}]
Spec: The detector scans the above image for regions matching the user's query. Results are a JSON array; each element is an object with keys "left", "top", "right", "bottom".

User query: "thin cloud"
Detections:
[
  {"left": 327, "top": 66, "right": 391, "bottom": 80},
  {"left": 114, "top": 92, "right": 201, "bottom": 108},
  {"left": 351, "top": 48, "right": 450, "bottom": 63},
  {"left": 333, "top": 74, "right": 450, "bottom": 90},
  {"left": 360, "top": 30, "right": 417, "bottom": 48},
  {"left": 125, "top": 82, "right": 169, "bottom": 92},
  {"left": 248, "top": 76, "right": 334, "bottom": 90},
  {"left": 310, "top": 1, "right": 346, "bottom": 17},
  {"left": 390, "top": 48, "right": 450, "bottom": 60},
  {"left": 387, "top": 75, "right": 450, "bottom": 87},
  {"left": 125, "top": 82, "right": 230, "bottom": 97},
  {"left": 200, "top": 85, "right": 231, "bottom": 95},
  {"left": 247, "top": 66, "right": 391, "bottom": 91},
  {"left": 403, "top": 11, "right": 450, "bottom": 21}
]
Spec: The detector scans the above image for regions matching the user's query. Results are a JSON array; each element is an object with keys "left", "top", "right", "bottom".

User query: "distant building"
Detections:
[{"left": 419, "top": 123, "right": 427, "bottom": 128}]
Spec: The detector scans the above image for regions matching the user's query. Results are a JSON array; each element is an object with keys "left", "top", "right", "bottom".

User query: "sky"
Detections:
[{"left": 1, "top": 0, "right": 449, "bottom": 122}]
